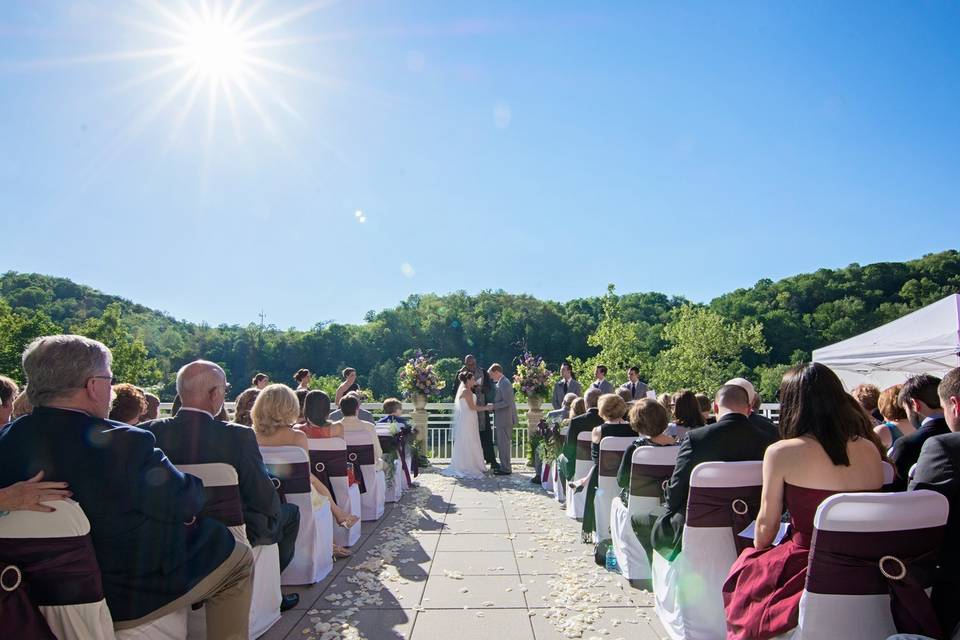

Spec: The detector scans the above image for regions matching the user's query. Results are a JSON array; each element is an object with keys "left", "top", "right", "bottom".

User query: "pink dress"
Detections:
[{"left": 722, "top": 484, "right": 839, "bottom": 640}]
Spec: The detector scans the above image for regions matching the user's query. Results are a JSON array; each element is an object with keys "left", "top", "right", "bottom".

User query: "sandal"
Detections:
[{"left": 333, "top": 544, "right": 352, "bottom": 559}]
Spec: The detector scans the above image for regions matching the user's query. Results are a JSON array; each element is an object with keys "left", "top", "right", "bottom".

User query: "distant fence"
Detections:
[{"left": 159, "top": 402, "right": 781, "bottom": 463}]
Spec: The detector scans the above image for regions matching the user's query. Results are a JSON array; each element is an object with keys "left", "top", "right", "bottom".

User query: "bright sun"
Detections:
[{"left": 179, "top": 17, "right": 249, "bottom": 80}]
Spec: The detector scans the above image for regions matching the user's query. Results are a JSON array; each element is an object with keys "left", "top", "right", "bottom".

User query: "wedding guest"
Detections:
[
  {"left": 171, "top": 394, "right": 181, "bottom": 416},
  {"left": 619, "top": 366, "right": 649, "bottom": 400},
  {"left": 294, "top": 368, "right": 312, "bottom": 391},
  {"left": 552, "top": 361, "right": 582, "bottom": 409},
  {"left": 548, "top": 392, "right": 578, "bottom": 423},
  {"left": 0, "top": 375, "right": 18, "bottom": 425},
  {"left": 295, "top": 388, "right": 308, "bottom": 423},
  {"left": 335, "top": 368, "right": 359, "bottom": 405},
  {"left": 727, "top": 377, "right": 780, "bottom": 438},
  {"left": 0, "top": 470, "right": 71, "bottom": 512},
  {"left": 252, "top": 372, "right": 269, "bottom": 390},
  {"left": 251, "top": 384, "right": 357, "bottom": 557},
  {"left": 329, "top": 391, "right": 375, "bottom": 423},
  {"left": 298, "top": 390, "right": 344, "bottom": 439},
  {"left": 657, "top": 392, "right": 673, "bottom": 416},
  {"left": 581, "top": 393, "right": 635, "bottom": 540},
  {"left": 589, "top": 365, "right": 615, "bottom": 395},
  {"left": 652, "top": 384, "right": 778, "bottom": 560},
  {"left": 143, "top": 360, "right": 299, "bottom": 613},
  {"left": 109, "top": 383, "right": 147, "bottom": 425},
  {"left": 723, "top": 363, "right": 883, "bottom": 640},
  {"left": 0, "top": 336, "right": 253, "bottom": 636},
  {"left": 11, "top": 388, "right": 32, "bottom": 419},
  {"left": 889, "top": 374, "right": 947, "bottom": 490},
  {"left": 233, "top": 387, "right": 260, "bottom": 427},
  {"left": 376, "top": 398, "right": 409, "bottom": 427},
  {"left": 338, "top": 394, "right": 383, "bottom": 470},
  {"left": 696, "top": 393, "right": 715, "bottom": 424},
  {"left": 617, "top": 387, "right": 634, "bottom": 414},
  {"left": 140, "top": 391, "right": 160, "bottom": 422},
  {"left": 569, "top": 397, "right": 586, "bottom": 420},
  {"left": 874, "top": 384, "right": 916, "bottom": 450},
  {"left": 910, "top": 367, "right": 960, "bottom": 636},
  {"left": 616, "top": 398, "right": 676, "bottom": 499},
  {"left": 558, "top": 388, "right": 603, "bottom": 482},
  {"left": 851, "top": 383, "right": 883, "bottom": 425},
  {"left": 666, "top": 389, "right": 705, "bottom": 440}
]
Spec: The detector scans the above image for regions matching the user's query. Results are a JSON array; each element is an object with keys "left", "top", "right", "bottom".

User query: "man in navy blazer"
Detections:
[
  {"left": 0, "top": 335, "right": 253, "bottom": 637},
  {"left": 142, "top": 360, "right": 300, "bottom": 612},
  {"left": 891, "top": 374, "right": 949, "bottom": 491}
]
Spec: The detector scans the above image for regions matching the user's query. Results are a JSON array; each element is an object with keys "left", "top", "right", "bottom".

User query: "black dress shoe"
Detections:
[
  {"left": 280, "top": 593, "right": 299, "bottom": 612},
  {"left": 493, "top": 469, "right": 512, "bottom": 476}
]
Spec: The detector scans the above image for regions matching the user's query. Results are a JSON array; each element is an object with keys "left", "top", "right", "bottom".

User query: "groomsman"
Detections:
[
  {"left": 589, "top": 365, "right": 615, "bottom": 395},
  {"left": 620, "top": 366, "right": 649, "bottom": 400},
  {"left": 552, "top": 361, "right": 582, "bottom": 409}
]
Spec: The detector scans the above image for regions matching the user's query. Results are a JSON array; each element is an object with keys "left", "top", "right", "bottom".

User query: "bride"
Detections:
[{"left": 442, "top": 371, "right": 492, "bottom": 479}]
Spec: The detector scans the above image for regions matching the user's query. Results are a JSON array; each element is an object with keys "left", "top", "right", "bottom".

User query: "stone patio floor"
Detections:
[{"left": 263, "top": 467, "right": 667, "bottom": 640}]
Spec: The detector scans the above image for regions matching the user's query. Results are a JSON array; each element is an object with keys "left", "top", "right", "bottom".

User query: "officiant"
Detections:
[{"left": 459, "top": 355, "right": 499, "bottom": 471}]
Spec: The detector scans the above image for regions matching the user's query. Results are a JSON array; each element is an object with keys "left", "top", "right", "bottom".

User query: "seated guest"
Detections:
[
  {"left": 695, "top": 393, "right": 715, "bottom": 424},
  {"left": 620, "top": 366, "right": 649, "bottom": 400},
  {"left": 329, "top": 390, "right": 375, "bottom": 423},
  {"left": 251, "top": 384, "right": 358, "bottom": 557},
  {"left": 723, "top": 363, "right": 884, "bottom": 640},
  {"left": 294, "top": 368, "right": 312, "bottom": 391},
  {"left": 0, "top": 375, "right": 19, "bottom": 425},
  {"left": 335, "top": 367, "right": 359, "bottom": 406},
  {"left": 558, "top": 388, "right": 604, "bottom": 482},
  {"left": 252, "top": 372, "right": 269, "bottom": 390},
  {"left": 568, "top": 397, "right": 586, "bottom": 421},
  {"left": 889, "top": 374, "right": 947, "bottom": 490},
  {"left": 143, "top": 359, "right": 299, "bottom": 612},
  {"left": 910, "top": 367, "right": 960, "bottom": 637},
  {"left": 666, "top": 389, "right": 705, "bottom": 440},
  {"left": 617, "top": 387, "right": 634, "bottom": 413},
  {"left": 11, "top": 387, "right": 32, "bottom": 419},
  {"left": 233, "top": 387, "right": 260, "bottom": 427},
  {"left": 589, "top": 365, "right": 615, "bottom": 395},
  {"left": 337, "top": 394, "right": 383, "bottom": 469},
  {"left": 140, "top": 391, "right": 160, "bottom": 422},
  {"left": 298, "top": 390, "right": 344, "bottom": 439},
  {"left": 727, "top": 377, "right": 780, "bottom": 438},
  {"left": 0, "top": 470, "right": 72, "bottom": 512},
  {"left": 109, "top": 382, "right": 147, "bottom": 425},
  {"left": 852, "top": 383, "right": 883, "bottom": 425},
  {"left": 548, "top": 393, "right": 578, "bottom": 424},
  {"left": 552, "top": 361, "right": 582, "bottom": 410},
  {"left": 652, "top": 384, "right": 779, "bottom": 560},
  {"left": 657, "top": 392, "right": 673, "bottom": 416},
  {"left": 616, "top": 398, "right": 676, "bottom": 503},
  {"left": 0, "top": 336, "right": 253, "bottom": 637},
  {"left": 874, "top": 383, "right": 916, "bottom": 450},
  {"left": 581, "top": 394, "right": 635, "bottom": 540},
  {"left": 377, "top": 397, "right": 411, "bottom": 430}
]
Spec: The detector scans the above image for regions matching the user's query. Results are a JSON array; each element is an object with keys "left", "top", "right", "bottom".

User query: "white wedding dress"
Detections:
[{"left": 441, "top": 384, "right": 488, "bottom": 479}]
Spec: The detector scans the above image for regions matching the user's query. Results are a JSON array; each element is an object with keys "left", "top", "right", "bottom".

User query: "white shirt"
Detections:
[{"left": 178, "top": 406, "right": 216, "bottom": 420}]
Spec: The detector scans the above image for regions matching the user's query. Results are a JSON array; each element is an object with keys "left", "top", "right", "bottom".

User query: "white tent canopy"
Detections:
[{"left": 812, "top": 293, "right": 960, "bottom": 389}]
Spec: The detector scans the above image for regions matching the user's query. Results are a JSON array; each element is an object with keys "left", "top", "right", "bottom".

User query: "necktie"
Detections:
[
  {"left": 562, "top": 381, "right": 568, "bottom": 395},
  {"left": 631, "top": 382, "right": 636, "bottom": 397}
]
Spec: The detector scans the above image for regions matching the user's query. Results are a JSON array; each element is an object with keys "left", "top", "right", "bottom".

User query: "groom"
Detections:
[{"left": 487, "top": 364, "right": 518, "bottom": 476}]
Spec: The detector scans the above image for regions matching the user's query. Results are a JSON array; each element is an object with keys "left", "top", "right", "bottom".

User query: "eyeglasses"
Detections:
[{"left": 90, "top": 375, "right": 117, "bottom": 385}]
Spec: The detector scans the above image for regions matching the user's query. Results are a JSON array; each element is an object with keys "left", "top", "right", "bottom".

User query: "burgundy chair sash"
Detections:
[
  {"left": 308, "top": 449, "right": 347, "bottom": 505},
  {"left": 397, "top": 431, "right": 416, "bottom": 483},
  {"left": 686, "top": 485, "right": 762, "bottom": 555},
  {"left": 201, "top": 485, "right": 244, "bottom": 527},
  {"left": 0, "top": 564, "right": 56, "bottom": 640},
  {"left": 630, "top": 463, "right": 676, "bottom": 499},
  {"left": 575, "top": 439, "right": 592, "bottom": 461},
  {"left": 265, "top": 461, "right": 313, "bottom": 505},
  {"left": 347, "top": 444, "right": 375, "bottom": 495},
  {"left": 806, "top": 527, "right": 944, "bottom": 638},
  {"left": 599, "top": 448, "right": 626, "bottom": 477}
]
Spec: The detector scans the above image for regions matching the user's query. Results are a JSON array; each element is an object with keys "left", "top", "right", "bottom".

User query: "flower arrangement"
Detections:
[
  {"left": 535, "top": 418, "right": 564, "bottom": 462},
  {"left": 512, "top": 351, "right": 553, "bottom": 400},
  {"left": 398, "top": 350, "right": 446, "bottom": 399}
]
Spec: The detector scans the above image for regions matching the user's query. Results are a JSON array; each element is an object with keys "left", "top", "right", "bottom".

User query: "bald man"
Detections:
[
  {"left": 141, "top": 360, "right": 300, "bottom": 612},
  {"left": 652, "top": 384, "right": 779, "bottom": 560}
]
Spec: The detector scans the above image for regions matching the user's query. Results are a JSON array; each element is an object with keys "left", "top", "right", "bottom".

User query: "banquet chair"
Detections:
[
  {"left": 540, "top": 457, "right": 555, "bottom": 492},
  {"left": 308, "top": 437, "right": 361, "bottom": 547},
  {"left": 653, "top": 461, "right": 764, "bottom": 640},
  {"left": 772, "top": 490, "right": 948, "bottom": 640},
  {"left": 592, "top": 435, "right": 636, "bottom": 543},
  {"left": 565, "top": 431, "right": 593, "bottom": 520},
  {"left": 553, "top": 426, "right": 569, "bottom": 504},
  {"left": 345, "top": 430, "right": 386, "bottom": 521},
  {"left": 260, "top": 446, "right": 334, "bottom": 585},
  {"left": 376, "top": 427, "right": 405, "bottom": 503},
  {"left": 881, "top": 461, "right": 896, "bottom": 492},
  {"left": 610, "top": 445, "right": 679, "bottom": 586},
  {"left": 177, "top": 463, "right": 281, "bottom": 640}
]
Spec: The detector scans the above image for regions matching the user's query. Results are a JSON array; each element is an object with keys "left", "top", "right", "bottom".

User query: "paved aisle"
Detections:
[{"left": 263, "top": 468, "right": 667, "bottom": 640}]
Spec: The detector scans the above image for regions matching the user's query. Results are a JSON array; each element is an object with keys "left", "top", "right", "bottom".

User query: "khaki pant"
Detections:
[{"left": 114, "top": 542, "right": 253, "bottom": 640}]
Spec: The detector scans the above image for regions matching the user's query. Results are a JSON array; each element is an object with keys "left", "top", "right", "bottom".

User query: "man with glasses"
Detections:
[{"left": 0, "top": 335, "right": 254, "bottom": 638}]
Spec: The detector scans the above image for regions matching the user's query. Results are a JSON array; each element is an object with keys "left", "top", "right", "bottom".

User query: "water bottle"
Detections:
[{"left": 605, "top": 547, "right": 619, "bottom": 573}]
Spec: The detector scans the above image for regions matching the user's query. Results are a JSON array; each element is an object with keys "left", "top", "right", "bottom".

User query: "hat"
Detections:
[{"left": 725, "top": 377, "right": 757, "bottom": 404}]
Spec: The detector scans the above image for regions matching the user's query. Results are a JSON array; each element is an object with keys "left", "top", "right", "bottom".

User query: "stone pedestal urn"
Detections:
[
  {"left": 412, "top": 393, "right": 428, "bottom": 448},
  {"left": 526, "top": 396, "right": 543, "bottom": 435}
]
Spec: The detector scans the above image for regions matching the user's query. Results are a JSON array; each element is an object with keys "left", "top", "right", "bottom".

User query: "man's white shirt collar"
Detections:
[{"left": 179, "top": 406, "right": 216, "bottom": 420}]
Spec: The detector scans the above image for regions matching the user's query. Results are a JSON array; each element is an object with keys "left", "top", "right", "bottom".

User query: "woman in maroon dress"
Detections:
[{"left": 722, "top": 363, "right": 885, "bottom": 640}]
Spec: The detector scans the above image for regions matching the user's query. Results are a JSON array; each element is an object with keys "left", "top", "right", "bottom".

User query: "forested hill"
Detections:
[{"left": 1, "top": 250, "right": 958, "bottom": 400}]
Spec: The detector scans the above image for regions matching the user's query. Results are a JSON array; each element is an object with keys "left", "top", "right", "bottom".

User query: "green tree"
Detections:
[
  {"left": 569, "top": 285, "right": 652, "bottom": 386},
  {"left": 0, "top": 300, "right": 61, "bottom": 381},
  {"left": 72, "top": 303, "right": 162, "bottom": 386}
]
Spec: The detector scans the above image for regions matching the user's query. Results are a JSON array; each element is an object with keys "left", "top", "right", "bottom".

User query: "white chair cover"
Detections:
[
  {"left": 565, "top": 431, "right": 593, "bottom": 520},
  {"left": 552, "top": 459, "right": 565, "bottom": 503},
  {"left": 776, "top": 491, "right": 949, "bottom": 640},
  {"left": 541, "top": 458, "right": 555, "bottom": 492},
  {"left": 177, "top": 463, "right": 281, "bottom": 640},
  {"left": 344, "top": 430, "right": 386, "bottom": 521},
  {"left": 610, "top": 445, "right": 679, "bottom": 583},
  {"left": 881, "top": 461, "right": 895, "bottom": 491},
  {"left": 593, "top": 436, "right": 636, "bottom": 543},
  {"left": 260, "top": 446, "right": 333, "bottom": 586},
  {"left": 653, "top": 460, "right": 764, "bottom": 640},
  {"left": 376, "top": 426, "right": 406, "bottom": 503},
  {"left": 307, "top": 437, "right": 361, "bottom": 547},
  {"left": 0, "top": 499, "right": 117, "bottom": 640}
]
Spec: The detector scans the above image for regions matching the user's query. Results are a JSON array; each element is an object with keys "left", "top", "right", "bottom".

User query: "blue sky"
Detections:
[{"left": 1, "top": 1, "right": 957, "bottom": 328}]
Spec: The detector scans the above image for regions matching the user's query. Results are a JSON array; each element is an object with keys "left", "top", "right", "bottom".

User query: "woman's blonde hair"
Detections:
[
  {"left": 251, "top": 383, "right": 300, "bottom": 436},
  {"left": 597, "top": 393, "right": 626, "bottom": 422}
]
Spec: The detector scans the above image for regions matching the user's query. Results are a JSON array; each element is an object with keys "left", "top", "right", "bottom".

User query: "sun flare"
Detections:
[{"left": 179, "top": 18, "right": 249, "bottom": 80}]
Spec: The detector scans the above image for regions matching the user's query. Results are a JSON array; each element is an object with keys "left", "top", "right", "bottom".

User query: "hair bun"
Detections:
[{"left": 458, "top": 370, "right": 474, "bottom": 384}]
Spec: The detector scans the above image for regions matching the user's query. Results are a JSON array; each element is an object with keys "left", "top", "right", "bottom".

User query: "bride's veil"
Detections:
[{"left": 450, "top": 383, "right": 463, "bottom": 444}]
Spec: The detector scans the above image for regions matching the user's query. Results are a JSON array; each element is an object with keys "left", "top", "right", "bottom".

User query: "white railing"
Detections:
[{"left": 158, "top": 402, "right": 781, "bottom": 464}]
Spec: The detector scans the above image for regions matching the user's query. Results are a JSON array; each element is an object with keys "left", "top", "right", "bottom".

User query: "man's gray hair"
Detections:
[
  {"left": 584, "top": 387, "right": 602, "bottom": 408},
  {"left": 176, "top": 360, "right": 226, "bottom": 396},
  {"left": 22, "top": 334, "right": 112, "bottom": 406}
]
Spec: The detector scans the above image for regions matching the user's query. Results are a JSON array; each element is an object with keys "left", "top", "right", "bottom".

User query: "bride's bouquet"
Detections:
[
  {"left": 398, "top": 350, "right": 446, "bottom": 399},
  {"left": 512, "top": 351, "right": 553, "bottom": 400}
]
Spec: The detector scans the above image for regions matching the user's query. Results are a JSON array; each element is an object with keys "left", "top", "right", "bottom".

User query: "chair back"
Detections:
[
  {"left": 307, "top": 437, "right": 350, "bottom": 505},
  {"left": 881, "top": 461, "right": 896, "bottom": 491},
  {"left": 177, "top": 463, "right": 245, "bottom": 541},
  {"left": 594, "top": 436, "right": 636, "bottom": 541},
  {"left": 573, "top": 431, "right": 593, "bottom": 480},
  {"left": 0, "top": 499, "right": 115, "bottom": 640},
  {"left": 344, "top": 430, "right": 378, "bottom": 495},
  {"left": 627, "top": 445, "right": 679, "bottom": 520},
  {"left": 791, "top": 491, "right": 948, "bottom": 640}
]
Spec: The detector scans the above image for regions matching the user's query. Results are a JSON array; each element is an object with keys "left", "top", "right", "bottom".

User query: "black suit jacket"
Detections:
[
  {"left": 890, "top": 416, "right": 950, "bottom": 491},
  {"left": 143, "top": 408, "right": 282, "bottom": 547},
  {"left": 560, "top": 408, "right": 604, "bottom": 479},
  {"left": 652, "top": 412, "right": 779, "bottom": 560},
  {"left": 0, "top": 407, "right": 234, "bottom": 621},
  {"left": 748, "top": 411, "right": 780, "bottom": 439}
]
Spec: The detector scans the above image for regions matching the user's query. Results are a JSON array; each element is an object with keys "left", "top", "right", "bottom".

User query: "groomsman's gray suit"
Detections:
[
  {"left": 552, "top": 378, "right": 583, "bottom": 409},
  {"left": 619, "top": 380, "right": 649, "bottom": 400},
  {"left": 492, "top": 375, "right": 519, "bottom": 473},
  {"left": 589, "top": 379, "right": 615, "bottom": 395}
]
